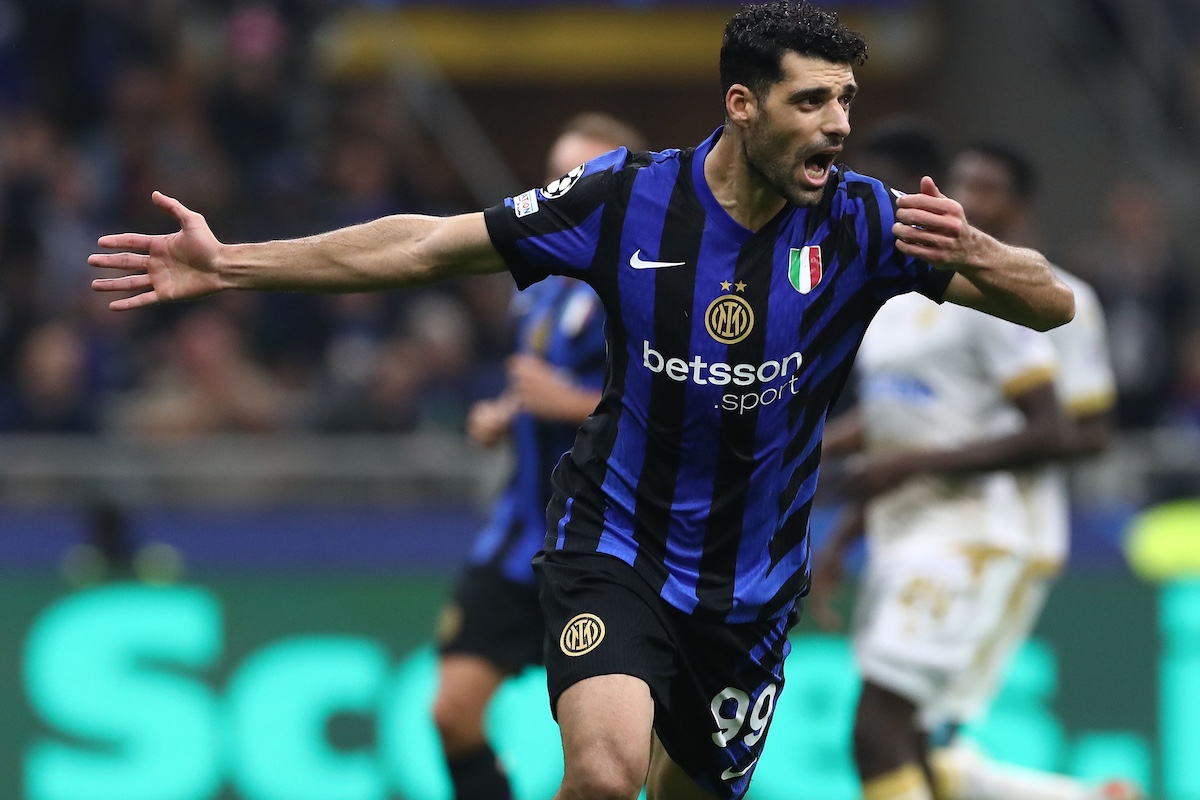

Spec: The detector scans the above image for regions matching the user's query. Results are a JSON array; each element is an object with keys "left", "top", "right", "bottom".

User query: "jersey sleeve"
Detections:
[
  {"left": 845, "top": 175, "right": 954, "bottom": 306},
  {"left": 975, "top": 314, "right": 1059, "bottom": 398},
  {"left": 483, "top": 148, "right": 630, "bottom": 291},
  {"left": 1049, "top": 274, "right": 1116, "bottom": 416}
]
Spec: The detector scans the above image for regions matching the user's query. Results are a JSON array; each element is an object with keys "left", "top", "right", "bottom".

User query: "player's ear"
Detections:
[{"left": 725, "top": 84, "right": 757, "bottom": 129}]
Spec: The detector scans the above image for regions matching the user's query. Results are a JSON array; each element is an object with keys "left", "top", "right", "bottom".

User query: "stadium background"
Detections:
[{"left": 0, "top": 0, "right": 1198, "bottom": 799}]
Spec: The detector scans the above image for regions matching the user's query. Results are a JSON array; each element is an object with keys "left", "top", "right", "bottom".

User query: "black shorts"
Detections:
[
  {"left": 535, "top": 550, "right": 796, "bottom": 800},
  {"left": 436, "top": 563, "right": 546, "bottom": 672}
]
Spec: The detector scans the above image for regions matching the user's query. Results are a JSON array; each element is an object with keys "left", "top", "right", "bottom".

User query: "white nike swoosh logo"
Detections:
[
  {"left": 721, "top": 759, "right": 758, "bottom": 780},
  {"left": 630, "top": 249, "right": 686, "bottom": 270}
]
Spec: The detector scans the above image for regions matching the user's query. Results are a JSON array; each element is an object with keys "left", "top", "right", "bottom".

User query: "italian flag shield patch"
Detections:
[{"left": 789, "top": 246, "right": 823, "bottom": 294}]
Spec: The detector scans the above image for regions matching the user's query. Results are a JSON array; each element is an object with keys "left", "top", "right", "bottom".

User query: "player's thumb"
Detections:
[
  {"left": 152, "top": 191, "right": 194, "bottom": 229},
  {"left": 920, "top": 175, "right": 945, "bottom": 198}
]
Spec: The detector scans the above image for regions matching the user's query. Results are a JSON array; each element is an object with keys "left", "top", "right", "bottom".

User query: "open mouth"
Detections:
[{"left": 802, "top": 150, "right": 839, "bottom": 185}]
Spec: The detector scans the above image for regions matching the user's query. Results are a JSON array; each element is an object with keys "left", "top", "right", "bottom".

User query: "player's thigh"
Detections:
[
  {"left": 535, "top": 551, "right": 676, "bottom": 796},
  {"left": 647, "top": 734, "right": 722, "bottom": 800},
  {"left": 557, "top": 673, "right": 655, "bottom": 794}
]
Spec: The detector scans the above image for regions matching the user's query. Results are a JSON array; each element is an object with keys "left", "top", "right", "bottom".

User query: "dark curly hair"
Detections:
[{"left": 720, "top": 2, "right": 868, "bottom": 98}]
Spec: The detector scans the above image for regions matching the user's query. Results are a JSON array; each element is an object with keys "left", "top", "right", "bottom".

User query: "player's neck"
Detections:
[{"left": 704, "top": 131, "right": 788, "bottom": 232}]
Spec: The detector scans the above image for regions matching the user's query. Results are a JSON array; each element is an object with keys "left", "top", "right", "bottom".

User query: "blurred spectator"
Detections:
[
  {"left": 314, "top": 334, "right": 427, "bottom": 433},
  {"left": 206, "top": 4, "right": 295, "bottom": 190},
  {"left": 34, "top": 144, "right": 106, "bottom": 316},
  {"left": 148, "top": 71, "right": 239, "bottom": 228},
  {"left": 0, "top": 318, "right": 98, "bottom": 432},
  {"left": 321, "top": 132, "right": 405, "bottom": 226},
  {"left": 457, "top": 272, "right": 518, "bottom": 382},
  {"left": 405, "top": 292, "right": 492, "bottom": 430},
  {"left": 0, "top": 111, "right": 56, "bottom": 304},
  {"left": 81, "top": 61, "right": 173, "bottom": 228},
  {"left": 1069, "top": 178, "right": 1195, "bottom": 428},
  {"left": 321, "top": 292, "right": 394, "bottom": 384},
  {"left": 114, "top": 306, "right": 292, "bottom": 440}
]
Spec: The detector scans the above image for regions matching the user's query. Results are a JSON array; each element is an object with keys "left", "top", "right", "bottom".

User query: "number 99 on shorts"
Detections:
[{"left": 710, "top": 683, "right": 778, "bottom": 747}]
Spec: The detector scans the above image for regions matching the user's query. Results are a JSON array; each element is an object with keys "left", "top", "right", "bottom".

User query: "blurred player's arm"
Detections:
[
  {"left": 821, "top": 409, "right": 865, "bottom": 458},
  {"left": 466, "top": 395, "right": 519, "bottom": 448},
  {"left": 1064, "top": 408, "right": 1114, "bottom": 458},
  {"left": 90, "top": 192, "right": 505, "bottom": 310},
  {"left": 844, "top": 380, "right": 1067, "bottom": 501},
  {"left": 894, "top": 177, "right": 1073, "bottom": 331},
  {"left": 809, "top": 503, "right": 866, "bottom": 631},
  {"left": 506, "top": 354, "right": 602, "bottom": 424}
]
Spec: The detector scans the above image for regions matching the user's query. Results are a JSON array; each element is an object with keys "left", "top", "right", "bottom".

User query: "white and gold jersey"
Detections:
[
  {"left": 855, "top": 291, "right": 1058, "bottom": 554},
  {"left": 853, "top": 292, "right": 1058, "bottom": 721}
]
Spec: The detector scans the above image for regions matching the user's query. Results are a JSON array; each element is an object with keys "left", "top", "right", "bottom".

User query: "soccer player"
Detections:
[
  {"left": 432, "top": 113, "right": 645, "bottom": 800},
  {"left": 928, "top": 144, "right": 1133, "bottom": 800},
  {"left": 812, "top": 140, "right": 1131, "bottom": 800},
  {"left": 90, "top": 4, "right": 1074, "bottom": 798}
]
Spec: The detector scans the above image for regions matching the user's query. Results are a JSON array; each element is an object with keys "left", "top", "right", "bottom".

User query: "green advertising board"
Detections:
[{"left": 2, "top": 574, "right": 1195, "bottom": 800}]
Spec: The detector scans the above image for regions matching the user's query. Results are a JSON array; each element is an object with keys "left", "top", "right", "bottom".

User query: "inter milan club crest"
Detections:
[
  {"left": 559, "top": 613, "right": 606, "bottom": 656},
  {"left": 789, "top": 246, "right": 823, "bottom": 294},
  {"left": 705, "top": 281, "right": 754, "bottom": 345}
]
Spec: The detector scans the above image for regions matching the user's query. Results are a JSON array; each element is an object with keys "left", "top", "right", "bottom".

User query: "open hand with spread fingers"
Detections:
[{"left": 89, "top": 192, "right": 226, "bottom": 310}]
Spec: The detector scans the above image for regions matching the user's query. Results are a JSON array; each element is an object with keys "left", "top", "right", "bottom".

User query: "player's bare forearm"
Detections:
[
  {"left": 940, "top": 237, "right": 1075, "bottom": 332},
  {"left": 846, "top": 383, "right": 1068, "bottom": 500},
  {"left": 894, "top": 177, "right": 1074, "bottom": 331},
  {"left": 895, "top": 382, "right": 1068, "bottom": 478},
  {"left": 222, "top": 213, "right": 504, "bottom": 292},
  {"left": 90, "top": 192, "right": 505, "bottom": 310}
]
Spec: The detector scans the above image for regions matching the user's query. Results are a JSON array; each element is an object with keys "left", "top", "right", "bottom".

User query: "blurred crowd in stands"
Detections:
[
  {"left": 0, "top": 0, "right": 517, "bottom": 439},
  {"left": 0, "top": 0, "right": 1196, "bottom": 440}
]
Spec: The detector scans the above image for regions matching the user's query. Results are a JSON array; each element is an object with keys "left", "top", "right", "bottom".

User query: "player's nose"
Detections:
[{"left": 825, "top": 104, "right": 851, "bottom": 138}]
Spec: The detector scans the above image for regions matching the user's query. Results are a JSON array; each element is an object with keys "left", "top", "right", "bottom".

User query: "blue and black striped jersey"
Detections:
[
  {"left": 468, "top": 276, "right": 607, "bottom": 584},
  {"left": 484, "top": 127, "right": 953, "bottom": 623}
]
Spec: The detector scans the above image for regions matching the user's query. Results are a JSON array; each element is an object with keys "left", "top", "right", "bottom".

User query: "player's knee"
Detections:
[
  {"left": 431, "top": 693, "right": 485, "bottom": 754},
  {"left": 561, "top": 752, "right": 645, "bottom": 800}
]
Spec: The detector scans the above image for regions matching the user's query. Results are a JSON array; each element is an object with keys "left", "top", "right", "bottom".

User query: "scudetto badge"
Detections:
[{"left": 559, "top": 612, "right": 606, "bottom": 656}]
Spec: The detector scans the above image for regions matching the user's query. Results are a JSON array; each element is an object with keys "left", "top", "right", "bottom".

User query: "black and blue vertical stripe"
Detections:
[{"left": 485, "top": 127, "right": 953, "bottom": 623}]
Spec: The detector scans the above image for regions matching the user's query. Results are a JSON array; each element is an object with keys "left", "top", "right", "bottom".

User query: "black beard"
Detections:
[
  {"left": 744, "top": 143, "right": 826, "bottom": 208},
  {"left": 742, "top": 122, "right": 836, "bottom": 208}
]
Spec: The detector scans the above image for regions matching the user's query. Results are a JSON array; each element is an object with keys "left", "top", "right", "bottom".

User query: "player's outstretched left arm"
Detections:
[
  {"left": 894, "top": 177, "right": 1074, "bottom": 331},
  {"left": 90, "top": 191, "right": 507, "bottom": 310}
]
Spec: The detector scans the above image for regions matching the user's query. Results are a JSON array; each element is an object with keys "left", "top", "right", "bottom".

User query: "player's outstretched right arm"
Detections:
[{"left": 90, "top": 191, "right": 506, "bottom": 310}]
